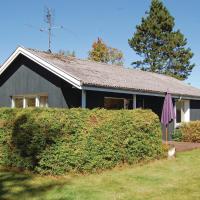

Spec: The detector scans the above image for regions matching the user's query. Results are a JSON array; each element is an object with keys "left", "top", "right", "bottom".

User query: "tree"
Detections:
[
  {"left": 88, "top": 38, "right": 110, "bottom": 63},
  {"left": 88, "top": 38, "right": 124, "bottom": 66},
  {"left": 109, "top": 47, "right": 124, "bottom": 66},
  {"left": 128, "top": 0, "right": 194, "bottom": 80}
]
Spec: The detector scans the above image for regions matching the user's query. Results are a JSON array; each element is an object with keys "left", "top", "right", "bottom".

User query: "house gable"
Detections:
[
  {"left": 0, "top": 47, "right": 82, "bottom": 89},
  {"left": 0, "top": 54, "right": 81, "bottom": 108}
]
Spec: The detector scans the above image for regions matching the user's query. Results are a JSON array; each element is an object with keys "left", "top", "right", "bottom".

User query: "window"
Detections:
[
  {"left": 104, "top": 97, "right": 133, "bottom": 110},
  {"left": 39, "top": 96, "right": 48, "bottom": 107},
  {"left": 176, "top": 101, "right": 183, "bottom": 123},
  {"left": 14, "top": 98, "right": 23, "bottom": 108},
  {"left": 175, "top": 100, "right": 190, "bottom": 127},
  {"left": 26, "top": 97, "right": 36, "bottom": 107},
  {"left": 104, "top": 97, "right": 124, "bottom": 109},
  {"left": 11, "top": 94, "right": 48, "bottom": 108}
]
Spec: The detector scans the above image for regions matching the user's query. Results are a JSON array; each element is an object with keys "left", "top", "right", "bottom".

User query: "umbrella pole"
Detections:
[{"left": 165, "top": 126, "right": 168, "bottom": 145}]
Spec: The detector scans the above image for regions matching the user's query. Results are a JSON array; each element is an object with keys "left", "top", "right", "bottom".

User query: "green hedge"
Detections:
[
  {"left": 171, "top": 128, "right": 183, "bottom": 142},
  {"left": 180, "top": 121, "right": 200, "bottom": 143},
  {"left": 0, "top": 108, "right": 163, "bottom": 175}
]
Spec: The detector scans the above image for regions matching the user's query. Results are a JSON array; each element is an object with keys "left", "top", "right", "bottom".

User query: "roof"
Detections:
[{"left": 1, "top": 46, "right": 200, "bottom": 99}]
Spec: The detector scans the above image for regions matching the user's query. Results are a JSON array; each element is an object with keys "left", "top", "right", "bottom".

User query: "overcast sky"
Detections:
[{"left": 0, "top": 0, "right": 199, "bottom": 87}]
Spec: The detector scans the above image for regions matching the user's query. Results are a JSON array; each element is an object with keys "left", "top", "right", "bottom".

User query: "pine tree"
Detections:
[{"left": 128, "top": 0, "right": 194, "bottom": 80}]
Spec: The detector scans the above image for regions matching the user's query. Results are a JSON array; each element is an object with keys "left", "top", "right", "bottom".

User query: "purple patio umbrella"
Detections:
[{"left": 161, "top": 93, "right": 176, "bottom": 144}]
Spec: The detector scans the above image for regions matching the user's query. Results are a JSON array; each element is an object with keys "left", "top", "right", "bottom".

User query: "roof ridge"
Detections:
[{"left": 25, "top": 47, "right": 124, "bottom": 67}]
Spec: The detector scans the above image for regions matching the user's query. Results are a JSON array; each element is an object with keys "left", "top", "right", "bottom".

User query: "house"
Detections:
[{"left": 0, "top": 46, "right": 200, "bottom": 136}]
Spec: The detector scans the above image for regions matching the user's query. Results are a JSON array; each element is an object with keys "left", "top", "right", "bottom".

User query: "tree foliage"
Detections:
[
  {"left": 128, "top": 0, "right": 194, "bottom": 80},
  {"left": 88, "top": 38, "right": 124, "bottom": 66},
  {"left": 109, "top": 47, "right": 124, "bottom": 66}
]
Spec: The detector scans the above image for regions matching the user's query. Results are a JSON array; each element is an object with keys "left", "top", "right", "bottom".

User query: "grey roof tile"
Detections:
[{"left": 25, "top": 48, "right": 200, "bottom": 98}]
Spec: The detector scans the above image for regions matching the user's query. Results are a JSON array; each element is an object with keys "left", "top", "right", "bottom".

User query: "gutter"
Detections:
[{"left": 81, "top": 85, "right": 200, "bottom": 101}]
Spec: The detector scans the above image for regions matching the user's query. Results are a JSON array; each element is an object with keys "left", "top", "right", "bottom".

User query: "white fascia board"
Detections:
[
  {"left": 0, "top": 48, "right": 20, "bottom": 73},
  {"left": 0, "top": 47, "right": 82, "bottom": 89},
  {"left": 174, "top": 96, "right": 200, "bottom": 101},
  {"left": 81, "top": 86, "right": 166, "bottom": 97},
  {"left": 81, "top": 85, "right": 200, "bottom": 100}
]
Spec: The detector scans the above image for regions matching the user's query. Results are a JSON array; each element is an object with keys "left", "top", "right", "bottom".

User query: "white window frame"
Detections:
[
  {"left": 35, "top": 96, "right": 40, "bottom": 107},
  {"left": 11, "top": 94, "right": 48, "bottom": 108},
  {"left": 175, "top": 99, "right": 190, "bottom": 128}
]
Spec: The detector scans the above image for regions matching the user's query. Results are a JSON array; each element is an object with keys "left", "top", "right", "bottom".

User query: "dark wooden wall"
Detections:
[
  {"left": 0, "top": 55, "right": 81, "bottom": 108},
  {"left": 136, "top": 95, "right": 164, "bottom": 119}
]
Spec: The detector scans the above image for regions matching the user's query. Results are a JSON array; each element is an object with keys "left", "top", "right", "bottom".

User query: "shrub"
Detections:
[
  {"left": 0, "top": 108, "right": 163, "bottom": 175},
  {"left": 171, "top": 128, "right": 183, "bottom": 142},
  {"left": 180, "top": 121, "right": 200, "bottom": 143}
]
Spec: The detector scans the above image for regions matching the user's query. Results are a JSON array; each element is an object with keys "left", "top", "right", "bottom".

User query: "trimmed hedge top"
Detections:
[
  {"left": 180, "top": 121, "right": 200, "bottom": 143},
  {"left": 0, "top": 108, "right": 163, "bottom": 175}
]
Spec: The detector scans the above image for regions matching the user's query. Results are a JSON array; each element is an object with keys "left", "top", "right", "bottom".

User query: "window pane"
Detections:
[
  {"left": 12, "top": 94, "right": 48, "bottom": 108},
  {"left": 40, "top": 96, "right": 48, "bottom": 107},
  {"left": 104, "top": 98, "right": 124, "bottom": 109},
  {"left": 176, "top": 101, "right": 183, "bottom": 123},
  {"left": 124, "top": 99, "right": 130, "bottom": 109},
  {"left": 27, "top": 98, "right": 36, "bottom": 107},
  {"left": 176, "top": 109, "right": 181, "bottom": 123},
  {"left": 15, "top": 98, "right": 23, "bottom": 108}
]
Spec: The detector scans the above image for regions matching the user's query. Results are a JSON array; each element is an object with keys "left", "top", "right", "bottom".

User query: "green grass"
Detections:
[{"left": 1, "top": 149, "right": 200, "bottom": 200}]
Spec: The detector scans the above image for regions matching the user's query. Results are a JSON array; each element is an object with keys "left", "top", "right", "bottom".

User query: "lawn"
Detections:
[{"left": 0, "top": 149, "right": 200, "bottom": 200}]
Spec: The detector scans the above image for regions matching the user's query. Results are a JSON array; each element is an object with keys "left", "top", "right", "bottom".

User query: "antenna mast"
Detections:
[
  {"left": 45, "top": 8, "right": 52, "bottom": 52},
  {"left": 26, "top": 7, "right": 76, "bottom": 52},
  {"left": 43, "top": 7, "right": 63, "bottom": 52}
]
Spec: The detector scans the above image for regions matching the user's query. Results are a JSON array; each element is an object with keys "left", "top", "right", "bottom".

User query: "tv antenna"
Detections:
[
  {"left": 25, "top": 7, "right": 78, "bottom": 52},
  {"left": 43, "top": 7, "right": 63, "bottom": 52}
]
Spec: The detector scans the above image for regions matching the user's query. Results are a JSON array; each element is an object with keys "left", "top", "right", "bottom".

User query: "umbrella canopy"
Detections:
[{"left": 161, "top": 93, "right": 175, "bottom": 127}]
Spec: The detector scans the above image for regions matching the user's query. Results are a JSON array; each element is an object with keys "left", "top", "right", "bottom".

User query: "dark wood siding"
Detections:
[
  {"left": 190, "top": 100, "right": 200, "bottom": 121},
  {"left": 136, "top": 95, "right": 165, "bottom": 119},
  {"left": 0, "top": 55, "right": 81, "bottom": 108}
]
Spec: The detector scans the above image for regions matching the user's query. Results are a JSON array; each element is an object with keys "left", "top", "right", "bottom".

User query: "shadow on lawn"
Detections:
[{"left": 0, "top": 171, "right": 65, "bottom": 200}]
